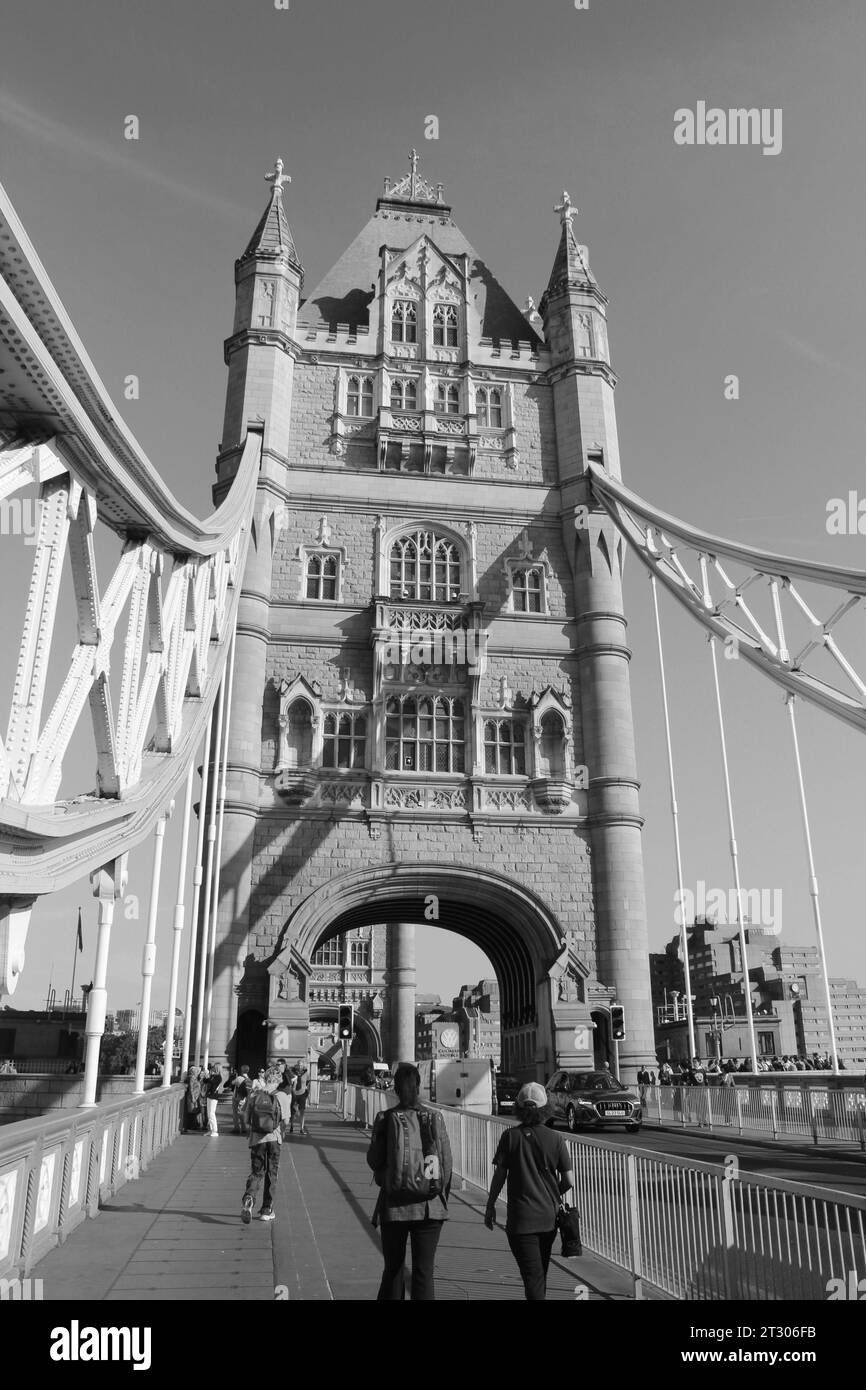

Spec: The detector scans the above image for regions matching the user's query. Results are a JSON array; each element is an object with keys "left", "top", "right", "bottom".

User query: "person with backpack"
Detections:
[
  {"left": 484, "top": 1081, "right": 575, "bottom": 1301},
  {"left": 366, "top": 1061, "right": 453, "bottom": 1300},
  {"left": 241, "top": 1065, "right": 291, "bottom": 1224},
  {"left": 232, "top": 1064, "right": 251, "bottom": 1135},
  {"left": 289, "top": 1062, "right": 310, "bottom": 1136}
]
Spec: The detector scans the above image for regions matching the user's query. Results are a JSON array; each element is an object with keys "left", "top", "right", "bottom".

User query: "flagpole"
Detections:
[{"left": 70, "top": 908, "right": 81, "bottom": 1014}]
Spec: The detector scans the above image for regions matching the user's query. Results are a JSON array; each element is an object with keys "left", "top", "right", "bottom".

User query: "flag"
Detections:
[{"left": 76, "top": 908, "right": 83, "bottom": 954}]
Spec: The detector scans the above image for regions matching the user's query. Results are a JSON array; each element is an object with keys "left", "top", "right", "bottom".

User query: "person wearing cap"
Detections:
[{"left": 484, "top": 1080, "right": 574, "bottom": 1300}]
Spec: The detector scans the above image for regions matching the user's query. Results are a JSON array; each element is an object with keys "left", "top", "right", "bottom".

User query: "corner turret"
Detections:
[{"left": 218, "top": 159, "right": 304, "bottom": 484}]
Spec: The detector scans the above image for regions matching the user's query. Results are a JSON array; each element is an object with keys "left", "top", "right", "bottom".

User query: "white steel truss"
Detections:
[
  {"left": 588, "top": 464, "right": 866, "bottom": 732},
  {"left": 0, "top": 178, "right": 259, "bottom": 994}
]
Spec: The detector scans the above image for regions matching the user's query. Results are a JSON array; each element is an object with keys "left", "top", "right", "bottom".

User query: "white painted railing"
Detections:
[
  {"left": 0, "top": 1084, "right": 183, "bottom": 1278},
  {"left": 338, "top": 1084, "right": 866, "bottom": 1301},
  {"left": 642, "top": 1083, "right": 866, "bottom": 1147}
]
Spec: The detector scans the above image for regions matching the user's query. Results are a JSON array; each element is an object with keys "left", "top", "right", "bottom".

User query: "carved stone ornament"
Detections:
[
  {"left": 558, "top": 969, "right": 579, "bottom": 1003},
  {"left": 531, "top": 779, "right": 573, "bottom": 814},
  {"left": 276, "top": 967, "right": 300, "bottom": 1002}
]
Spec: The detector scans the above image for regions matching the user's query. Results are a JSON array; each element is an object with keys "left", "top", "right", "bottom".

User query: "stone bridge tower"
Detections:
[{"left": 209, "top": 154, "right": 655, "bottom": 1082}]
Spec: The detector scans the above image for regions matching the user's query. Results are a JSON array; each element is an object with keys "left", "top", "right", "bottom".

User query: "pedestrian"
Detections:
[
  {"left": 659, "top": 1061, "right": 672, "bottom": 1086},
  {"left": 636, "top": 1066, "right": 649, "bottom": 1113},
  {"left": 240, "top": 1065, "right": 291, "bottom": 1224},
  {"left": 232, "top": 1064, "right": 251, "bottom": 1134},
  {"left": 289, "top": 1062, "right": 310, "bottom": 1136},
  {"left": 183, "top": 1068, "right": 202, "bottom": 1133},
  {"left": 484, "top": 1081, "right": 575, "bottom": 1301},
  {"left": 204, "top": 1062, "right": 224, "bottom": 1138},
  {"left": 366, "top": 1061, "right": 452, "bottom": 1301}
]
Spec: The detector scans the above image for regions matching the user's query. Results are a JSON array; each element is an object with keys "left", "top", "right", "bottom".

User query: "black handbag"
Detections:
[
  {"left": 557, "top": 1204, "right": 583, "bottom": 1257},
  {"left": 523, "top": 1129, "right": 583, "bottom": 1258}
]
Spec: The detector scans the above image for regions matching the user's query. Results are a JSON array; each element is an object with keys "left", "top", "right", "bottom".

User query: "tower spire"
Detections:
[
  {"left": 543, "top": 187, "right": 596, "bottom": 305},
  {"left": 239, "top": 155, "right": 301, "bottom": 269}
]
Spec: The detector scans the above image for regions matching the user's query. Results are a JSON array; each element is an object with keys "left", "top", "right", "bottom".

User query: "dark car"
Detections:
[
  {"left": 546, "top": 1069, "right": 642, "bottom": 1134},
  {"left": 493, "top": 1073, "right": 520, "bottom": 1116}
]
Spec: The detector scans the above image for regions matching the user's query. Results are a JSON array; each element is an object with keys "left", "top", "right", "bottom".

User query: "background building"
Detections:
[
  {"left": 453, "top": 978, "right": 501, "bottom": 1062},
  {"left": 651, "top": 922, "right": 866, "bottom": 1067}
]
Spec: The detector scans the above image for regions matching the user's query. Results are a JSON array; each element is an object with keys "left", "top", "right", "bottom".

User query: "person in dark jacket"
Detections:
[
  {"left": 182, "top": 1069, "right": 202, "bottom": 1133},
  {"left": 484, "top": 1081, "right": 575, "bottom": 1300},
  {"left": 204, "top": 1063, "right": 223, "bottom": 1137},
  {"left": 366, "top": 1061, "right": 452, "bottom": 1301}
]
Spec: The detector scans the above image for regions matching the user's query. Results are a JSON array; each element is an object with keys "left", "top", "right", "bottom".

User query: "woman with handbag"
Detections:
[{"left": 484, "top": 1081, "right": 575, "bottom": 1301}]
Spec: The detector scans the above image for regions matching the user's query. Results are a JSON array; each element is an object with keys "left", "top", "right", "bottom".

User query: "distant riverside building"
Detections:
[
  {"left": 651, "top": 923, "right": 866, "bottom": 1067},
  {"left": 453, "top": 978, "right": 501, "bottom": 1063},
  {"left": 111, "top": 1007, "right": 182, "bottom": 1042},
  {"left": 414, "top": 979, "right": 502, "bottom": 1062},
  {"left": 0, "top": 1007, "right": 86, "bottom": 1063}
]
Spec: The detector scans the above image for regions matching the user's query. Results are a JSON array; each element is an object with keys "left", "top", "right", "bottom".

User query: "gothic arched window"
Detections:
[
  {"left": 305, "top": 553, "right": 339, "bottom": 600},
  {"left": 284, "top": 699, "right": 313, "bottom": 770},
  {"left": 390, "top": 378, "right": 418, "bottom": 411},
  {"left": 385, "top": 694, "right": 465, "bottom": 773},
  {"left": 475, "top": 387, "right": 504, "bottom": 428},
  {"left": 322, "top": 711, "right": 367, "bottom": 769},
  {"left": 389, "top": 529, "right": 462, "bottom": 602},
  {"left": 432, "top": 303, "right": 458, "bottom": 347},
  {"left": 434, "top": 382, "right": 461, "bottom": 415},
  {"left": 511, "top": 565, "right": 544, "bottom": 614},
  {"left": 348, "top": 931, "right": 370, "bottom": 968},
  {"left": 537, "top": 710, "right": 566, "bottom": 779},
  {"left": 346, "top": 375, "right": 374, "bottom": 418},
  {"left": 484, "top": 719, "right": 526, "bottom": 775},
  {"left": 312, "top": 936, "right": 343, "bottom": 967},
  {"left": 391, "top": 300, "right": 417, "bottom": 343}
]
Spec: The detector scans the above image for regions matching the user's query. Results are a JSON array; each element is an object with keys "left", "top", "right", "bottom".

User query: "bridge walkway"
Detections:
[{"left": 32, "top": 1104, "right": 641, "bottom": 1301}]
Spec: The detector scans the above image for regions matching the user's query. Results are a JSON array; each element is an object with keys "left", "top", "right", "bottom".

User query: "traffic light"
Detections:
[
  {"left": 338, "top": 1004, "right": 354, "bottom": 1040},
  {"left": 610, "top": 1005, "right": 626, "bottom": 1041}
]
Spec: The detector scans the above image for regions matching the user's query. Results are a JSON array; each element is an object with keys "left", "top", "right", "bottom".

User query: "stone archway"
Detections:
[{"left": 268, "top": 863, "right": 596, "bottom": 1081}]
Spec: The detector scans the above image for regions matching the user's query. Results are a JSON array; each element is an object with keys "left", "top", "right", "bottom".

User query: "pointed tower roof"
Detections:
[
  {"left": 544, "top": 190, "right": 597, "bottom": 300},
  {"left": 298, "top": 151, "right": 542, "bottom": 347},
  {"left": 239, "top": 158, "right": 302, "bottom": 270}
]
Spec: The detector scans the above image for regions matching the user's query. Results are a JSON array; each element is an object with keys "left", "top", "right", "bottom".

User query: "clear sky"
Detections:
[{"left": 2, "top": 0, "right": 866, "bottom": 1016}]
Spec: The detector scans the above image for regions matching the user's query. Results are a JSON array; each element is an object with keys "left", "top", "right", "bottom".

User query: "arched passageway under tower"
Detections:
[{"left": 264, "top": 864, "right": 597, "bottom": 1082}]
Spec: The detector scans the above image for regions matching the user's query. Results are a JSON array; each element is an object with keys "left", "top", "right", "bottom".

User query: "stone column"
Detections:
[{"left": 385, "top": 923, "right": 416, "bottom": 1065}]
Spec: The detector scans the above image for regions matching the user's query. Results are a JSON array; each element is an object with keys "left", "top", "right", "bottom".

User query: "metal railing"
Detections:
[
  {"left": 642, "top": 1083, "right": 866, "bottom": 1147},
  {"left": 337, "top": 1083, "right": 866, "bottom": 1301},
  {"left": 0, "top": 1084, "right": 183, "bottom": 1278}
]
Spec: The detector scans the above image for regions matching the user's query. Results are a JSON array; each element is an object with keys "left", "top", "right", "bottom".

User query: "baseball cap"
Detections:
[{"left": 517, "top": 1082, "right": 548, "bottom": 1108}]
